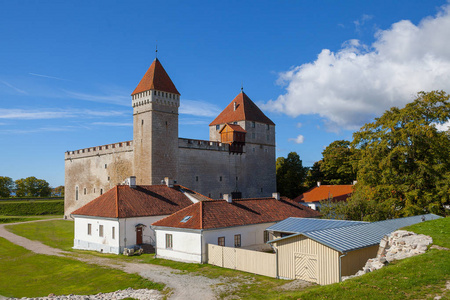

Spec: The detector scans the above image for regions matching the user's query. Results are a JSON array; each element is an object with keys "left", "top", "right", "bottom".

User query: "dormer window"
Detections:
[{"left": 180, "top": 216, "right": 192, "bottom": 223}]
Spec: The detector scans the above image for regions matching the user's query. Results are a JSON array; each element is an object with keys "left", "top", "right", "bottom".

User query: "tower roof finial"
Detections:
[
  {"left": 155, "top": 42, "right": 158, "bottom": 59},
  {"left": 241, "top": 82, "right": 244, "bottom": 93}
]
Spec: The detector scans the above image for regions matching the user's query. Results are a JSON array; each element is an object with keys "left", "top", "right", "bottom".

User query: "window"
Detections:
[
  {"left": 100, "top": 189, "right": 103, "bottom": 195},
  {"left": 112, "top": 227, "right": 115, "bottom": 239},
  {"left": 219, "top": 193, "right": 222, "bottom": 198},
  {"left": 252, "top": 147, "right": 255, "bottom": 153},
  {"left": 267, "top": 134, "right": 270, "bottom": 141},
  {"left": 251, "top": 121, "right": 255, "bottom": 128},
  {"left": 83, "top": 188, "right": 86, "bottom": 195},
  {"left": 104, "top": 164, "right": 107, "bottom": 169},
  {"left": 141, "top": 119, "right": 144, "bottom": 125},
  {"left": 216, "top": 125, "right": 220, "bottom": 130},
  {"left": 266, "top": 124, "right": 270, "bottom": 130},
  {"left": 233, "top": 121, "right": 237, "bottom": 125},
  {"left": 196, "top": 176, "right": 199, "bottom": 182},
  {"left": 264, "top": 231, "right": 270, "bottom": 243},
  {"left": 252, "top": 132, "right": 256, "bottom": 139},
  {"left": 99, "top": 225, "right": 104, "bottom": 237},
  {"left": 87, "top": 223, "right": 92, "bottom": 235},
  {"left": 75, "top": 186, "right": 79, "bottom": 201},
  {"left": 218, "top": 237, "right": 225, "bottom": 246},
  {"left": 108, "top": 176, "right": 110, "bottom": 181},
  {"left": 261, "top": 187, "right": 263, "bottom": 193},
  {"left": 154, "top": 91, "right": 156, "bottom": 95},
  {"left": 219, "top": 176, "right": 222, "bottom": 182},
  {"left": 180, "top": 216, "right": 192, "bottom": 223},
  {"left": 166, "top": 234, "right": 173, "bottom": 249},
  {"left": 234, "top": 234, "right": 241, "bottom": 248}
]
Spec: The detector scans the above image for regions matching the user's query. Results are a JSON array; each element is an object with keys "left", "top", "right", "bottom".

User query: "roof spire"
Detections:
[
  {"left": 155, "top": 42, "right": 158, "bottom": 59},
  {"left": 241, "top": 82, "right": 244, "bottom": 93}
]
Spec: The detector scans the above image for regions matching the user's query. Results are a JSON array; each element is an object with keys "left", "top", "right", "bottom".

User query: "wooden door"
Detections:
[
  {"left": 294, "top": 253, "right": 317, "bottom": 283},
  {"left": 136, "top": 227, "right": 143, "bottom": 245}
]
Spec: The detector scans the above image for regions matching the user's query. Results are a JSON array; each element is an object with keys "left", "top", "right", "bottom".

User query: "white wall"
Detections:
[
  {"left": 73, "top": 217, "right": 120, "bottom": 254},
  {"left": 155, "top": 228, "right": 203, "bottom": 263},
  {"left": 154, "top": 222, "right": 275, "bottom": 263},
  {"left": 74, "top": 215, "right": 169, "bottom": 254}
]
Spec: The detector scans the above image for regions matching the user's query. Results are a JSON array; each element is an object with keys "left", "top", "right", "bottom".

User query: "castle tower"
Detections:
[{"left": 131, "top": 58, "right": 180, "bottom": 185}]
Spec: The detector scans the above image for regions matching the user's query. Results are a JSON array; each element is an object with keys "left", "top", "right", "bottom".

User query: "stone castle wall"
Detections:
[{"left": 64, "top": 142, "right": 133, "bottom": 217}]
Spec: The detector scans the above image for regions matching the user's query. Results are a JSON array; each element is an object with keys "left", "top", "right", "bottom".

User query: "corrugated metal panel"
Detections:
[
  {"left": 304, "top": 214, "right": 442, "bottom": 253},
  {"left": 266, "top": 217, "right": 366, "bottom": 234}
]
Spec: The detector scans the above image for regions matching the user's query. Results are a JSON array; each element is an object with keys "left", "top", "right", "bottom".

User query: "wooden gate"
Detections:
[{"left": 294, "top": 253, "right": 317, "bottom": 283}]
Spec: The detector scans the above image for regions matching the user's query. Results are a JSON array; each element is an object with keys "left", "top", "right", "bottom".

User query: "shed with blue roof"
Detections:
[{"left": 267, "top": 214, "right": 441, "bottom": 285}]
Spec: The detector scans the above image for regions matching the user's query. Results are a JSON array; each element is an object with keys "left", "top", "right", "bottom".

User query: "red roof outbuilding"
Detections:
[
  {"left": 152, "top": 197, "right": 321, "bottom": 230},
  {"left": 294, "top": 185, "right": 354, "bottom": 203}
]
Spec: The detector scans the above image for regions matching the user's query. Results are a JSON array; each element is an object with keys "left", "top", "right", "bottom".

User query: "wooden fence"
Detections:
[{"left": 207, "top": 244, "right": 277, "bottom": 277}]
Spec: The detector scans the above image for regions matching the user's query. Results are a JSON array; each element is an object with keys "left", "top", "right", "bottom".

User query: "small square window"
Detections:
[
  {"left": 234, "top": 234, "right": 241, "bottom": 248},
  {"left": 218, "top": 237, "right": 225, "bottom": 246},
  {"left": 216, "top": 125, "right": 220, "bottom": 130},
  {"left": 166, "top": 234, "right": 173, "bottom": 249},
  {"left": 233, "top": 121, "right": 237, "bottom": 125}
]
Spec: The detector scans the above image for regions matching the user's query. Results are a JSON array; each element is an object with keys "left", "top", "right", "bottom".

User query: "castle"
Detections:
[{"left": 64, "top": 58, "right": 276, "bottom": 217}]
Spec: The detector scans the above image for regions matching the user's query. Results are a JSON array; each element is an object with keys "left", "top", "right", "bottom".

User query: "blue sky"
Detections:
[{"left": 1, "top": 0, "right": 450, "bottom": 187}]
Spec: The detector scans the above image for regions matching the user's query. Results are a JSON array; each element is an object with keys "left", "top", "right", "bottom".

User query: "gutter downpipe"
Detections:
[
  {"left": 270, "top": 243, "right": 279, "bottom": 279},
  {"left": 339, "top": 252, "right": 347, "bottom": 282}
]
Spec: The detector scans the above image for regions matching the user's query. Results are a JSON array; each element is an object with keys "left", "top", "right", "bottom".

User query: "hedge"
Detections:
[{"left": 0, "top": 201, "right": 64, "bottom": 216}]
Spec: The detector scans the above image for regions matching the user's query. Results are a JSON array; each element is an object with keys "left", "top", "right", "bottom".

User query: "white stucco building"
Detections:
[
  {"left": 71, "top": 177, "right": 208, "bottom": 254},
  {"left": 152, "top": 194, "right": 321, "bottom": 263}
]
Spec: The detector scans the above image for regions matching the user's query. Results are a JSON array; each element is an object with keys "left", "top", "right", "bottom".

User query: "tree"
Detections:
[
  {"left": 350, "top": 91, "right": 450, "bottom": 220},
  {"left": 276, "top": 152, "right": 308, "bottom": 199},
  {"left": 52, "top": 186, "right": 65, "bottom": 197},
  {"left": 320, "top": 140, "right": 357, "bottom": 185},
  {"left": 0, "top": 176, "right": 14, "bottom": 197},
  {"left": 15, "top": 177, "right": 52, "bottom": 197}
]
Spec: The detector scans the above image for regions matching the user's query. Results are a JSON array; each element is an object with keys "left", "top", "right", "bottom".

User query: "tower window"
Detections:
[
  {"left": 84, "top": 188, "right": 86, "bottom": 195},
  {"left": 252, "top": 133, "right": 256, "bottom": 139},
  {"left": 267, "top": 124, "right": 270, "bottom": 130},
  {"left": 154, "top": 91, "right": 156, "bottom": 95},
  {"left": 216, "top": 125, "right": 220, "bottom": 130},
  {"left": 142, "top": 120, "right": 144, "bottom": 125},
  {"left": 105, "top": 164, "right": 107, "bottom": 169},
  {"left": 196, "top": 176, "right": 199, "bottom": 182},
  {"left": 219, "top": 176, "right": 222, "bottom": 182},
  {"left": 75, "top": 186, "right": 78, "bottom": 201},
  {"left": 252, "top": 121, "right": 255, "bottom": 128},
  {"left": 100, "top": 189, "right": 103, "bottom": 195}
]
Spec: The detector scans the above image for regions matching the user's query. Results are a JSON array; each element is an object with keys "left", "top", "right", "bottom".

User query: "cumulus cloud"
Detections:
[
  {"left": 289, "top": 134, "right": 305, "bottom": 144},
  {"left": 265, "top": 4, "right": 450, "bottom": 130}
]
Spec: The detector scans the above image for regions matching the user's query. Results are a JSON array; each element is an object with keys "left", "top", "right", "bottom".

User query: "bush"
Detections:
[{"left": 0, "top": 201, "right": 64, "bottom": 216}]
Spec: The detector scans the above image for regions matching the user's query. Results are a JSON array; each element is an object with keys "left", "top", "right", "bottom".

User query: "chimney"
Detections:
[
  {"left": 272, "top": 192, "right": 280, "bottom": 200},
  {"left": 223, "top": 193, "right": 232, "bottom": 203},
  {"left": 124, "top": 176, "right": 136, "bottom": 188},
  {"left": 164, "top": 177, "right": 174, "bottom": 188},
  {"left": 233, "top": 102, "right": 237, "bottom": 111},
  {"left": 317, "top": 181, "right": 321, "bottom": 187}
]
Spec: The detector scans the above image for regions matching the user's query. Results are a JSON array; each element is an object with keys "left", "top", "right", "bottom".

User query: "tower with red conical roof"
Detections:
[{"left": 131, "top": 58, "right": 180, "bottom": 185}]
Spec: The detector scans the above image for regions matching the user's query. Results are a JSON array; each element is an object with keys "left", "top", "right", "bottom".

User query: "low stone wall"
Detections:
[
  {"left": 343, "top": 230, "right": 433, "bottom": 280},
  {"left": 7, "top": 288, "right": 161, "bottom": 300}
]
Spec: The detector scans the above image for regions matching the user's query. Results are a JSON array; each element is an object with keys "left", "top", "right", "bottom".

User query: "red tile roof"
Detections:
[
  {"left": 131, "top": 58, "right": 180, "bottom": 96},
  {"left": 152, "top": 197, "right": 321, "bottom": 229},
  {"left": 71, "top": 185, "right": 195, "bottom": 218},
  {"left": 209, "top": 92, "right": 275, "bottom": 126},
  {"left": 294, "top": 185, "right": 354, "bottom": 203}
]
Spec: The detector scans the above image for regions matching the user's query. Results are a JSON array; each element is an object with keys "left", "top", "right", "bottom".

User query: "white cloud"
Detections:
[
  {"left": 63, "top": 90, "right": 129, "bottom": 106},
  {"left": 296, "top": 122, "right": 302, "bottom": 128},
  {"left": 354, "top": 14, "right": 374, "bottom": 33},
  {"left": 0, "top": 80, "right": 27, "bottom": 94},
  {"left": 29, "top": 73, "right": 66, "bottom": 81},
  {"left": 265, "top": 4, "right": 450, "bottom": 130},
  {"left": 180, "top": 99, "right": 221, "bottom": 117},
  {"left": 289, "top": 134, "right": 305, "bottom": 144},
  {"left": 0, "top": 108, "right": 126, "bottom": 120},
  {"left": 91, "top": 122, "right": 132, "bottom": 127},
  {"left": 0, "top": 126, "right": 76, "bottom": 134}
]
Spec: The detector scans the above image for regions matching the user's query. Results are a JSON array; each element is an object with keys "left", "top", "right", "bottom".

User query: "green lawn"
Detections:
[
  {"left": 0, "top": 237, "right": 164, "bottom": 298},
  {"left": 5, "top": 217, "right": 449, "bottom": 299},
  {"left": 6, "top": 219, "right": 74, "bottom": 251}
]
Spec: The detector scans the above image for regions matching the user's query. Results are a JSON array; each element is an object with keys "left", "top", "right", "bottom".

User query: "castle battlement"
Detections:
[
  {"left": 132, "top": 89, "right": 180, "bottom": 108},
  {"left": 65, "top": 141, "right": 133, "bottom": 159},
  {"left": 178, "top": 138, "right": 230, "bottom": 152}
]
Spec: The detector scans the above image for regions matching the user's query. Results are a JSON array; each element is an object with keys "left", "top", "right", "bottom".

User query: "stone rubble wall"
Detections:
[
  {"left": 7, "top": 288, "right": 161, "bottom": 300},
  {"left": 342, "top": 230, "right": 433, "bottom": 281}
]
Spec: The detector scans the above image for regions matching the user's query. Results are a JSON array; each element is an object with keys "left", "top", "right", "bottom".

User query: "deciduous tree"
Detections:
[
  {"left": 0, "top": 176, "right": 14, "bottom": 197},
  {"left": 276, "top": 152, "right": 307, "bottom": 199},
  {"left": 15, "top": 177, "right": 52, "bottom": 197}
]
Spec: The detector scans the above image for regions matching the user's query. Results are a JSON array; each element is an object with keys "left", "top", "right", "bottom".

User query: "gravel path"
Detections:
[{"left": 0, "top": 220, "right": 224, "bottom": 300}]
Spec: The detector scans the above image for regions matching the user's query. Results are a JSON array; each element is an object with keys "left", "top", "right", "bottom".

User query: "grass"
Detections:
[
  {"left": 0, "top": 237, "right": 164, "bottom": 298},
  {"left": 5, "top": 217, "right": 449, "bottom": 299},
  {"left": 6, "top": 219, "right": 74, "bottom": 251}
]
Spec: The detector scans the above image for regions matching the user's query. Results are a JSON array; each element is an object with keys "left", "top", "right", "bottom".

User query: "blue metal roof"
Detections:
[
  {"left": 269, "top": 214, "right": 442, "bottom": 253},
  {"left": 266, "top": 217, "right": 366, "bottom": 234}
]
